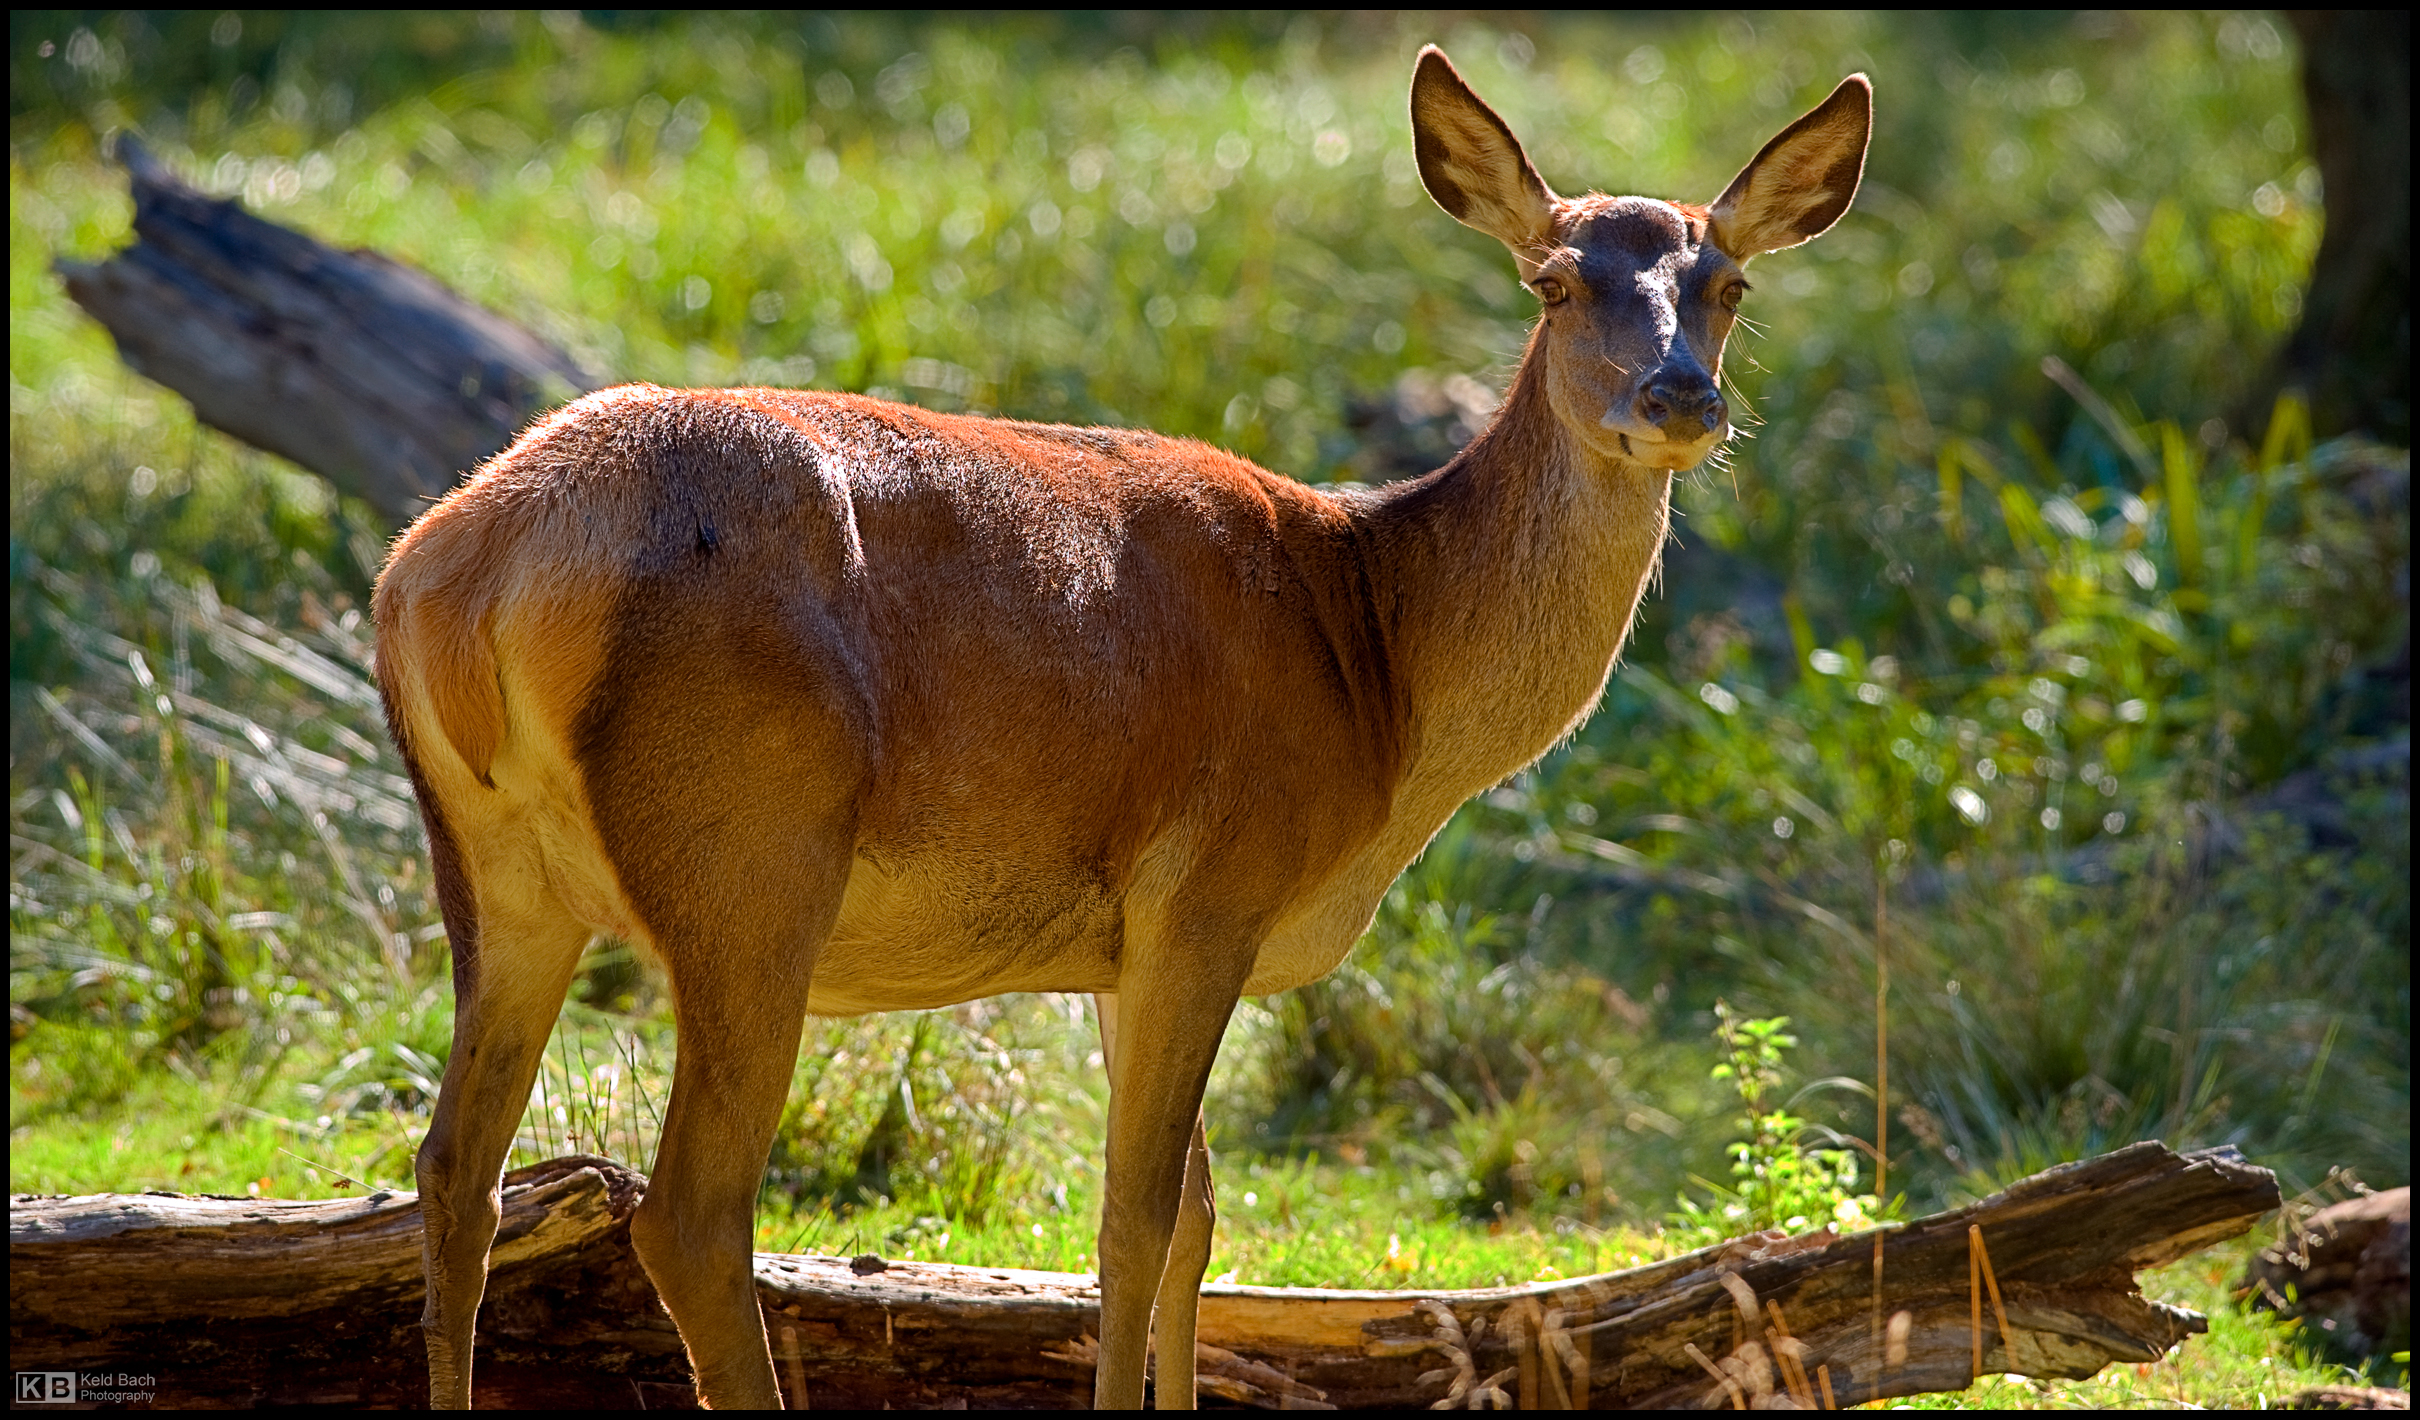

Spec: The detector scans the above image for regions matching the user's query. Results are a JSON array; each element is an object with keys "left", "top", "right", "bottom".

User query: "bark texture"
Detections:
[
  {"left": 55, "top": 137, "right": 596, "bottom": 525},
  {"left": 2244, "top": 1186, "right": 2411, "bottom": 1361},
  {"left": 9, "top": 1142, "right": 2275, "bottom": 1409},
  {"left": 2276, "top": 11, "right": 2411, "bottom": 442}
]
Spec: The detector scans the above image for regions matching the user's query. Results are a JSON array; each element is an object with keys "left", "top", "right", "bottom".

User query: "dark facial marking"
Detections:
[{"left": 1553, "top": 199, "right": 1706, "bottom": 324}]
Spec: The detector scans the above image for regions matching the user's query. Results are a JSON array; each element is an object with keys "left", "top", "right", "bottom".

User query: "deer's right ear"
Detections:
[{"left": 1410, "top": 46, "right": 1556, "bottom": 262}]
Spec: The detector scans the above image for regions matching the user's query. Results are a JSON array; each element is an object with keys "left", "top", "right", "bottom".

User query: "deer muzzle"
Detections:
[{"left": 1633, "top": 367, "right": 1727, "bottom": 438}]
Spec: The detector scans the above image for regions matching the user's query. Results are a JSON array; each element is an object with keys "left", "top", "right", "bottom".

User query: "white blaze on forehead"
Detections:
[{"left": 1632, "top": 266, "right": 1686, "bottom": 342}]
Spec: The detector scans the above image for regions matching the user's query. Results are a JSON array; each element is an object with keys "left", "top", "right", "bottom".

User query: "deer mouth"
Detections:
[{"left": 1599, "top": 411, "right": 1726, "bottom": 468}]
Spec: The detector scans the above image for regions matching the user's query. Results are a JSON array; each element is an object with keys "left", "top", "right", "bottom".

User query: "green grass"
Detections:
[
  {"left": 748, "top": 1154, "right": 1677, "bottom": 1290},
  {"left": 10, "top": 10, "right": 2408, "bottom": 1407},
  {"left": 9, "top": 1056, "right": 415, "bottom": 1200}
]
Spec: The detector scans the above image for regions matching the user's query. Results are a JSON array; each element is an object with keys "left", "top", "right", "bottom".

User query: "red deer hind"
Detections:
[{"left": 374, "top": 45, "right": 1870, "bottom": 1410}]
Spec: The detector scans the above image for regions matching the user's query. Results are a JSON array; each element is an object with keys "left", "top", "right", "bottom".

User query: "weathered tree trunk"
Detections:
[
  {"left": 8, "top": 1142, "right": 2276, "bottom": 1409},
  {"left": 55, "top": 137, "right": 597, "bottom": 526},
  {"left": 2275, "top": 11, "right": 2411, "bottom": 443}
]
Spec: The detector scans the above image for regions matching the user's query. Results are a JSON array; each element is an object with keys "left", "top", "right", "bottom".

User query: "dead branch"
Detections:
[{"left": 55, "top": 137, "right": 596, "bottom": 525}]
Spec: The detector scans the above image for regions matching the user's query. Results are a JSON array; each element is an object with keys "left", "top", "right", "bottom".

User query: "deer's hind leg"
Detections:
[
  {"left": 576, "top": 588, "right": 871, "bottom": 1409},
  {"left": 416, "top": 851, "right": 593, "bottom": 1410},
  {"left": 627, "top": 887, "right": 838, "bottom": 1411}
]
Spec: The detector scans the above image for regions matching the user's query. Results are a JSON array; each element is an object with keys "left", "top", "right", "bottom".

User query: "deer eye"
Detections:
[
  {"left": 1533, "top": 276, "right": 1569, "bottom": 306},
  {"left": 1719, "top": 281, "right": 1748, "bottom": 311}
]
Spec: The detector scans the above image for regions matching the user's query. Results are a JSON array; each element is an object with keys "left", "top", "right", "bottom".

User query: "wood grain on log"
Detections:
[
  {"left": 8, "top": 1142, "right": 2276, "bottom": 1409},
  {"left": 55, "top": 137, "right": 597, "bottom": 525}
]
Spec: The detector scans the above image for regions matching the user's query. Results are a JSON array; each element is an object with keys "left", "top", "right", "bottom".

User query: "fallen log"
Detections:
[
  {"left": 56, "top": 137, "right": 596, "bottom": 525},
  {"left": 2244, "top": 1186, "right": 2412, "bottom": 1360},
  {"left": 9, "top": 1141, "right": 2274, "bottom": 1408}
]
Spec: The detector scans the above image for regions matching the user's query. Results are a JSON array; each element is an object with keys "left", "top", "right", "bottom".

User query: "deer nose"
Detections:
[{"left": 1635, "top": 370, "right": 1728, "bottom": 436}]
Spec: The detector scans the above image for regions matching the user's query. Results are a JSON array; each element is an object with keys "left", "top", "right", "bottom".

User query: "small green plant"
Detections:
[{"left": 1672, "top": 1001, "right": 1888, "bottom": 1242}]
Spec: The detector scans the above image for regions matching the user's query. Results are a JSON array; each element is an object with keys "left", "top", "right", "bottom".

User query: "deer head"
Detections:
[{"left": 1410, "top": 46, "right": 1871, "bottom": 471}]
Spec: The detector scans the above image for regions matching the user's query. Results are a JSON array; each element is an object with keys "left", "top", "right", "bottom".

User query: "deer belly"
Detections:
[
  {"left": 802, "top": 857, "right": 1125, "bottom": 1013},
  {"left": 1239, "top": 815, "right": 1454, "bottom": 996},
  {"left": 1242, "top": 881, "right": 1389, "bottom": 996}
]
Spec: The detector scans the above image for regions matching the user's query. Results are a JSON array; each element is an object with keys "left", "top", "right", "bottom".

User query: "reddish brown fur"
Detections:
[
  {"left": 378, "top": 48, "right": 1870, "bottom": 1411},
  {"left": 382, "top": 388, "right": 1411, "bottom": 992},
  {"left": 374, "top": 663, "right": 482, "bottom": 995}
]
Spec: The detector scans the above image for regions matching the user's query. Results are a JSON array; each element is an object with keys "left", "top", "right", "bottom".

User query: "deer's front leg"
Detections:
[
  {"left": 1150, "top": 1114, "right": 1217, "bottom": 1409},
  {"left": 1095, "top": 997, "right": 1222, "bottom": 1411},
  {"left": 1092, "top": 950, "right": 1245, "bottom": 1409}
]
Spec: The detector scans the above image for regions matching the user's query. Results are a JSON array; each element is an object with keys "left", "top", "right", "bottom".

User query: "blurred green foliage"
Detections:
[
  {"left": 9, "top": 7, "right": 2406, "bottom": 1282},
  {"left": 1217, "top": 818, "right": 1708, "bottom": 1219}
]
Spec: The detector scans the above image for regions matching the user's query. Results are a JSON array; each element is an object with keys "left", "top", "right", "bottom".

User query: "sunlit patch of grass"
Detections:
[
  {"left": 1204, "top": 1155, "right": 1678, "bottom": 1290},
  {"left": 751, "top": 1153, "right": 1680, "bottom": 1291},
  {"left": 10, "top": 1019, "right": 425, "bottom": 1197}
]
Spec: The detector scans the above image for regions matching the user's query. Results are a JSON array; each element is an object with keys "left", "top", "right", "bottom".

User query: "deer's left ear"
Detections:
[{"left": 1708, "top": 75, "right": 1871, "bottom": 260}]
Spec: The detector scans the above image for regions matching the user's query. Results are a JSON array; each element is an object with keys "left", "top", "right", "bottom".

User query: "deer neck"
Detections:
[{"left": 1354, "top": 343, "right": 1674, "bottom": 809}]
